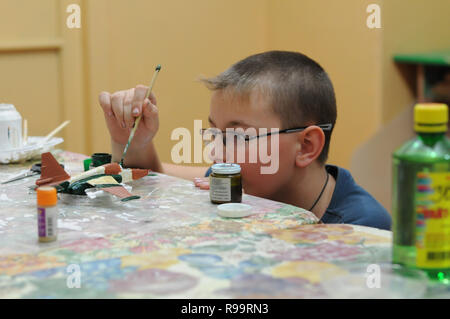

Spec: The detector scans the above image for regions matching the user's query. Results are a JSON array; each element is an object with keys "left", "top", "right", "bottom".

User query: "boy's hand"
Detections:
[
  {"left": 194, "top": 177, "right": 210, "bottom": 190},
  {"left": 99, "top": 85, "right": 159, "bottom": 146}
]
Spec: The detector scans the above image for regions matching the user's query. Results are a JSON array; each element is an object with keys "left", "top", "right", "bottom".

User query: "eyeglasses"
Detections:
[{"left": 200, "top": 124, "right": 333, "bottom": 146}]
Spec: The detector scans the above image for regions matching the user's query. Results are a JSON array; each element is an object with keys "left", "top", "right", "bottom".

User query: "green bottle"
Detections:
[{"left": 392, "top": 103, "right": 450, "bottom": 283}]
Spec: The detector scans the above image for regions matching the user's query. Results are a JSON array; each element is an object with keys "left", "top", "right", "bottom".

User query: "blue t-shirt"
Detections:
[
  {"left": 322, "top": 165, "right": 391, "bottom": 230},
  {"left": 205, "top": 165, "right": 392, "bottom": 230}
]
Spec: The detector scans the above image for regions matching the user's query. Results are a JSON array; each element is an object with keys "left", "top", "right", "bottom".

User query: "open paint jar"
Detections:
[
  {"left": 209, "top": 163, "right": 242, "bottom": 204},
  {"left": 83, "top": 153, "right": 112, "bottom": 171}
]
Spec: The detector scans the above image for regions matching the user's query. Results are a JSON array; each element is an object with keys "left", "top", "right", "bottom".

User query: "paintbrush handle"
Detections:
[
  {"left": 121, "top": 116, "right": 142, "bottom": 157},
  {"left": 42, "top": 120, "right": 70, "bottom": 144},
  {"left": 23, "top": 119, "right": 28, "bottom": 145},
  {"left": 145, "top": 70, "right": 160, "bottom": 100}
]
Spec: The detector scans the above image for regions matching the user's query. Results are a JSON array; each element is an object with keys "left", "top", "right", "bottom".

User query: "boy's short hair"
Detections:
[{"left": 201, "top": 50, "right": 337, "bottom": 163}]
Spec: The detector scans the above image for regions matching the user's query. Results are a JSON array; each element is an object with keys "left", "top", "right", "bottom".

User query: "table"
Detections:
[{"left": 0, "top": 151, "right": 413, "bottom": 299}]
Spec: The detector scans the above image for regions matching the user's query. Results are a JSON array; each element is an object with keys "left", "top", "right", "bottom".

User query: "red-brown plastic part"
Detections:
[
  {"left": 101, "top": 186, "right": 134, "bottom": 199},
  {"left": 36, "top": 152, "right": 70, "bottom": 186},
  {"left": 131, "top": 169, "right": 149, "bottom": 180}
]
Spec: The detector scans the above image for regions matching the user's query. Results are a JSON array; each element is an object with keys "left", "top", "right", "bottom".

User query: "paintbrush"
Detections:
[
  {"left": 41, "top": 120, "right": 71, "bottom": 144},
  {"left": 23, "top": 119, "right": 28, "bottom": 145},
  {"left": 120, "top": 64, "right": 161, "bottom": 167}
]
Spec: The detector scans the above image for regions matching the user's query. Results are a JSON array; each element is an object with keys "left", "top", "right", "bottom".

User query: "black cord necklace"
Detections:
[{"left": 309, "top": 171, "right": 330, "bottom": 212}]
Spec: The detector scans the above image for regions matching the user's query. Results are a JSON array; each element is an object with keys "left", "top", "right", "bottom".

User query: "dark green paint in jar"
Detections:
[{"left": 210, "top": 163, "right": 242, "bottom": 204}]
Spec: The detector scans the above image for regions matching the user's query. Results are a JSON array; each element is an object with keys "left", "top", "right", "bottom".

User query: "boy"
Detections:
[{"left": 98, "top": 51, "right": 391, "bottom": 230}]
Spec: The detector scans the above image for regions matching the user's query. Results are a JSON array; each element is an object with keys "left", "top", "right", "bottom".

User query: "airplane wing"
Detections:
[
  {"left": 87, "top": 175, "right": 140, "bottom": 201},
  {"left": 36, "top": 152, "right": 71, "bottom": 187},
  {"left": 101, "top": 186, "right": 140, "bottom": 201}
]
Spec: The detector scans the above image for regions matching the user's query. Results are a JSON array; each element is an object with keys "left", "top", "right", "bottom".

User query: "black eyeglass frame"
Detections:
[{"left": 200, "top": 123, "right": 333, "bottom": 142}]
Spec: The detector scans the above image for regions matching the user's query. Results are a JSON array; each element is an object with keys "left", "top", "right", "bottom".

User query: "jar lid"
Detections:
[
  {"left": 37, "top": 186, "right": 57, "bottom": 206},
  {"left": 211, "top": 163, "right": 241, "bottom": 175},
  {"left": 0, "top": 104, "right": 16, "bottom": 111},
  {"left": 217, "top": 203, "right": 252, "bottom": 218}
]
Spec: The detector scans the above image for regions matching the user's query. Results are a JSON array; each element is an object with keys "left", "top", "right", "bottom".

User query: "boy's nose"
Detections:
[
  {"left": 208, "top": 145, "right": 226, "bottom": 163},
  {"left": 208, "top": 144, "right": 239, "bottom": 164}
]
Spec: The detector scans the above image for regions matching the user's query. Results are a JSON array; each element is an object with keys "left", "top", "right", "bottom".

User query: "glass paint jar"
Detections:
[
  {"left": 210, "top": 163, "right": 242, "bottom": 204},
  {"left": 83, "top": 153, "right": 112, "bottom": 171},
  {"left": 0, "top": 104, "right": 22, "bottom": 150}
]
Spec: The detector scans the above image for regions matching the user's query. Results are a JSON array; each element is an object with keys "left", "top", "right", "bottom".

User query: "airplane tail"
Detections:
[{"left": 36, "top": 152, "right": 70, "bottom": 187}]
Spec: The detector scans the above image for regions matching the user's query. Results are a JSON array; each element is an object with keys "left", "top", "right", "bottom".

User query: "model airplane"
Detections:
[{"left": 35, "top": 152, "right": 149, "bottom": 201}]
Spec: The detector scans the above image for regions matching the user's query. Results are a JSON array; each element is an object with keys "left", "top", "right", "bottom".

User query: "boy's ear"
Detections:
[{"left": 295, "top": 126, "right": 325, "bottom": 168}]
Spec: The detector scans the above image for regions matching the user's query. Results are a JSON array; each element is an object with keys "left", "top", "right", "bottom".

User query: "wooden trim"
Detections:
[
  {"left": 0, "top": 39, "right": 63, "bottom": 53},
  {"left": 417, "top": 64, "right": 425, "bottom": 102},
  {"left": 84, "top": 0, "right": 111, "bottom": 155},
  {"left": 58, "top": 0, "right": 87, "bottom": 154}
]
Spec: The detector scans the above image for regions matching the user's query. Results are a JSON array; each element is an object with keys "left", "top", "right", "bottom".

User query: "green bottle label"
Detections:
[{"left": 415, "top": 171, "right": 450, "bottom": 268}]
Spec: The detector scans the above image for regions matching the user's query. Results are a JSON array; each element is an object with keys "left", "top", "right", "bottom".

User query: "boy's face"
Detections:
[{"left": 208, "top": 89, "right": 300, "bottom": 198}]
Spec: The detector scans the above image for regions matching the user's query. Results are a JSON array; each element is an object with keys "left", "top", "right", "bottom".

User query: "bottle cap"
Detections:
[
  {"left": 211, "top": 163, "right": 241, "bottom": 175},
  {"left": 37, "top": 186, "right": 57, "bottom": 206},
  {"left": 217, "top": 203, "right": 252, "bottom": 218},
  {"left": 414, "top": 103, "right": 448, "bottom": 133},
  {"left": 0, "top": 103, "right": 16, "bottom": 111}
]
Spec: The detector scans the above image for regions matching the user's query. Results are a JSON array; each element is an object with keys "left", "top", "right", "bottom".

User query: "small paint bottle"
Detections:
[
  {"left": 209, "top": 163, "right": 242, "bottom": 204},
  {"left": 37, "top": 186, "right": 58, "bottom": 242}
]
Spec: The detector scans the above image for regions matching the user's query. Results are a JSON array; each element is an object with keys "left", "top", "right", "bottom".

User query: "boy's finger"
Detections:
[
  {"left": 142, "top": 99, "right": 158, "bottom": 127},
  {"left": 194, "top": 178, "right": 203, "bottom": 187},
  {"left": 99, "top": 91, "right": 120, "bottom": 130},
  {"left": 123, "top": 90, "right": 135, "bottom": 128},
  {"left": 98, "top": 91, "right": 113, "bottom": 116},
  {"left": 111, "top": 92, "right": 126, "bottom": 128},
  {"left": 194, "top": 178, "right": 209, "bottom": 188},
  {"left": 131, "top": 85, "right": 148, "bottom": 117},
  {"left": 199, "top": 182, "right": 210, "bottom": 190},
  {"left": 148, "top": 92, "right": 157, "bottom": 106}
]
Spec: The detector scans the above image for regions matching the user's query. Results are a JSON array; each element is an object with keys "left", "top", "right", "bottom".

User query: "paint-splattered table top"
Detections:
[{"left": 1, "top": 151, "right": 437, "bottom": 299}]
